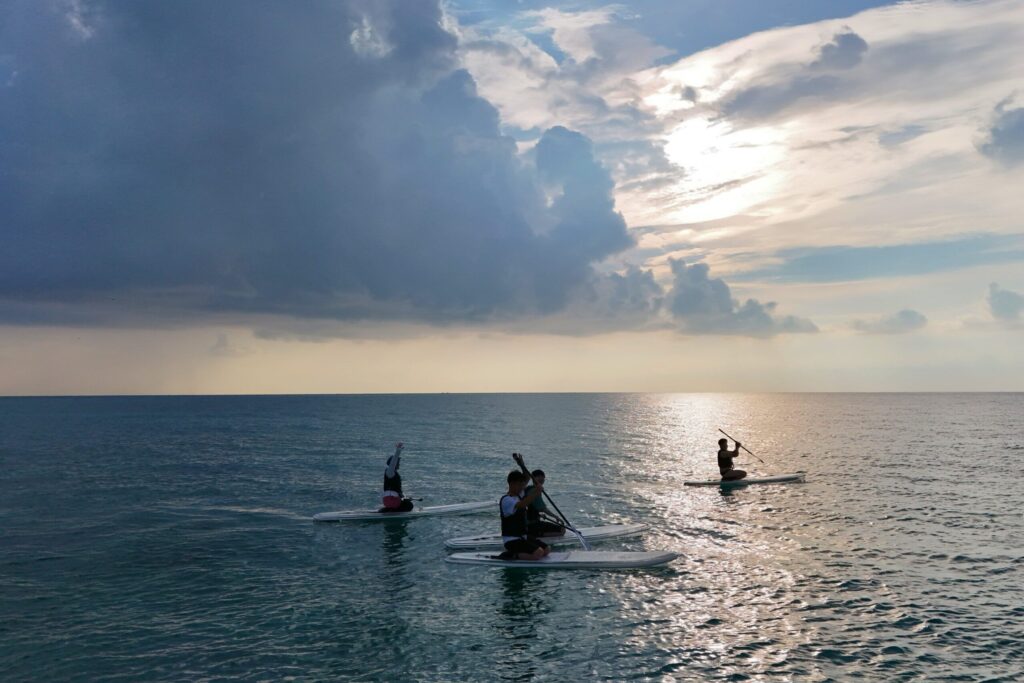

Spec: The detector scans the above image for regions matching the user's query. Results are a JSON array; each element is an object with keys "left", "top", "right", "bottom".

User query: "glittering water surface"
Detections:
[{"left": 1, "top": 394, "right": 1022, "bottom": 681}]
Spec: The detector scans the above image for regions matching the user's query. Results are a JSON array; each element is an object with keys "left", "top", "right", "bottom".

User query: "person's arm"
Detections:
[
  {"left": 731, "top": 442, "right": 741, "bottom": 457},
  {"left": 515, "top": 484, "right": 543, "bottom": 510},
  {"left": 524, "top": 485, "right": 547, "bottom": 511},
  {"left": 385, "top": 442, "right": 403, "bottom": 478}
]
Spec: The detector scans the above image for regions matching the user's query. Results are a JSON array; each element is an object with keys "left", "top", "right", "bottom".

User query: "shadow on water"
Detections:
[
  {"left": 494, "top": 570, "right": 549, "bottom": 682},
  {"left": 381, "top": 519, "right": 410, "bottom": 564}
]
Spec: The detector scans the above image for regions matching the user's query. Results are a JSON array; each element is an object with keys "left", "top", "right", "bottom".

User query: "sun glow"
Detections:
[{"left": 659, "top": 116, "right": 788, "bottom": 224}]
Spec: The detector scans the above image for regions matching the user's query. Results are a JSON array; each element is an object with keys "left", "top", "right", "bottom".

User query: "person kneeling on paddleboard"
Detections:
[
  {"left": 500, "top": 471, "right": 550, "bottom": 560},
  {"left": 718, "top": 438, "right": 747, "bottom": 481},
  {"left": 380, "top": 442, "right": 414, "bottom": 512},
  {"left": 524, "top": 469, "right": 566, "bottom": 538}
]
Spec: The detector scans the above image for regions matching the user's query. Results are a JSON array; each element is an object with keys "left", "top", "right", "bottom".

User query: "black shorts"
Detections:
[
  {"left": 527, "top": 520, "right": 564, "bottom": 536},
  {"left": 503, "top": 538, "right": 548, "bottom": 554}
]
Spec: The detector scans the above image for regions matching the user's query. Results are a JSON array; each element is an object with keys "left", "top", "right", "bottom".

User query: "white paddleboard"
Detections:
[
  {"left": 313, "top": 501, "right": 491, "bottom": 522},
  {"left": 444, "top": 523, "right": 648, "bottom": 550},
  {"left": 446, "top": 550, "right": 678, "bottom": 569},
  {"left": 683, "top": 472, "right": 806, "bottom": 487}
]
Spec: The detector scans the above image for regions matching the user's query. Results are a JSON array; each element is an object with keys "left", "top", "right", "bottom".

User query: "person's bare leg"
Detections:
[
  {"left": 514, "top": 545, "right": 548, "bottom": 560},
  {"left": 722, "top": 469, "right": 747, "bottom": 481}
]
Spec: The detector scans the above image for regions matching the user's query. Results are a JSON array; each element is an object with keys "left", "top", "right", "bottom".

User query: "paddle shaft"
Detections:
[
  {"left": 513, "top": 453, "right": 570, "bottom": 525},
  {"left": 718, "top": 428, "right": 766, "bottom": 464},
  {"left": 513, "top": 453, "right": 591, "bottom": 550}
]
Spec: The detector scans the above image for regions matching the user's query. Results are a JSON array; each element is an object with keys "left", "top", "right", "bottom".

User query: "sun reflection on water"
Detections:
[{"left": 589, "top": 394, "right": 839, "bottom": 678}]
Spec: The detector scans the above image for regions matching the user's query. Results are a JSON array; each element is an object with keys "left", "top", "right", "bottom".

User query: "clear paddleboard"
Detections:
[
  {"left": 444, "top": 523, "right": 647, "bottom": 550},
  {"left": 445, "top": 550, "right": 678, "bottom": 569},
  {"left": 313, "top": 501, "right": 491, "bottom": 522},
  {"left": 683, "top": 472, "right": 806, "bottom": 487}
]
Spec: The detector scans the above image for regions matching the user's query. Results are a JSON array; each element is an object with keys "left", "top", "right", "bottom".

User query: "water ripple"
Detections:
[{"left": 1, "top": 393, "right": 1022, "bottom": 681}]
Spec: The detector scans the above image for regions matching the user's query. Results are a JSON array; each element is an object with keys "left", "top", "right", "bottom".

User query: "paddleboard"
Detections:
[
  {"left": 444, "top": 523, "right": 648, "bottom": 550},
  {"left": 683, "top": 472, "right": 806, "bottom": 487},
  {"left": 313, "top": 501, "right": 491, "bottom": 522},
  {"left": 445, "top": 550, "right": 678, "bottom": 569}
]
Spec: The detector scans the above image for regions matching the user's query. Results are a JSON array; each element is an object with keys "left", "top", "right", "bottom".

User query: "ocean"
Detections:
[{"left": 1, "top": 393, "right": 1022, "bottom": 681}]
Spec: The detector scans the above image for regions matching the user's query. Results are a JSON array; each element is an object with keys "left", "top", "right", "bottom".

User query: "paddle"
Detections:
[
  {"left": 513, "top": 452, "right": 591, "bottom": 551},
  {"left": 718, "top": 428, "right": 765, "bottom": 465}
]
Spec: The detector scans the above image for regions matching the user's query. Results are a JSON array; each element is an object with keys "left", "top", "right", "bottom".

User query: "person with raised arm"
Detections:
[{"left": 380, "top": 442, "right": 414, "bottom": 512}]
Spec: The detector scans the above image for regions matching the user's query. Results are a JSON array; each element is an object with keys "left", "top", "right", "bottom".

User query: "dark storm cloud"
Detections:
[
  {"left": 0, "top": 0, "right": 633, "bottom": 327},
  {"left": 851, "top": 309, "right": 927, "bottom": 334},
  {"left": 978, "top": 98, "right": 1024, "bottom": 167},
  {"left": 666, "top": 261, "right": 817, "bottom": 337}
]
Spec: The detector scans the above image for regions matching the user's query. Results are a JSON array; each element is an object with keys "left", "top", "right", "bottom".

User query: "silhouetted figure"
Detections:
[{"left": 718, "top": 438, "right": 747, "bottom": 481}]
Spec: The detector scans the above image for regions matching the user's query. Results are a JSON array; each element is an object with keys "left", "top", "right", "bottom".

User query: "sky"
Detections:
[{"left": 1, "top": 0, "right": 1022, "bottom": 394}]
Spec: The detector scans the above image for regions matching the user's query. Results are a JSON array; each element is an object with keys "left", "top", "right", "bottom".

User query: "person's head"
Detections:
[
  {"left": 718, "top": 438, "right": 728, "bottom": 449},
  {"left": 531, "top": 469, "right": 546, "bottom": 486},
  {"left": 507, "top": 470, "right": 527, "bottom": 493}
]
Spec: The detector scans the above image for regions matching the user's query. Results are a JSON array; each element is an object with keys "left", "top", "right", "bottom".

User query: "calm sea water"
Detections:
[{"left": 1, "top": 393, "right": 1022, "bottom": 682}]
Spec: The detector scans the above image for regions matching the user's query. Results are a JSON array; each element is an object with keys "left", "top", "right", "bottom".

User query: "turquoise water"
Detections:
[{"left": 1, "top": 393, "right": 1022, "bottom": 681}]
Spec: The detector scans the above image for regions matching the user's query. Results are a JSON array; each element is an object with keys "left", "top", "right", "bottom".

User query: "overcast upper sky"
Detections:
[{"left": 1, "top": 0, "right": 1022, "bottom": 394}]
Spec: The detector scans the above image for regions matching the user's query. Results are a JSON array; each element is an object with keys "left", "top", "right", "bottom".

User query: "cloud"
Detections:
[
  {"left": 720, "top": 29, "right": 868, "bottom": 119},
  {"left": 722, "top": 73, "right": 844, "bottom": 120},
  {"left": 0, "top": 1, "right": 634, "bottom": 329},
  {"left": 457, "top": 7, "right": 670, "bottom": 138},
  {"left": 877, "top": 124, "right": 927, "bottom": 147},
  {"left": 987, "top": 283, "right": 1024, "bottom": 321},
  {"left": 667, "top": 260, "right": 816, "bottom": 337},
  {"left": 209, "top": 333, "right": 250, "bottom": 357},
  {"left": 524, "top": 266, "right": 668, "bottom": 336},
  {"left": 737, "top": 235, "right": 1024, "bottom": 283},
  {"left": 978, "top": 97, "right": 1024, "bottom": 166},
  {"left": 535, "top": 126, "right": 633, "bottom": 261},
  {"left": 851, "top": 309, "right": 927, "bottom": 334},
  {"left": 810, "top": 29, "right": 869, "bottom": 70}
]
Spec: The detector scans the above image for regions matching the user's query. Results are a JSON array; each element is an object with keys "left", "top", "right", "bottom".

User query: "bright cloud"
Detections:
[{"left": 460, "top": 1, "right": 1024, "bottom": 257}]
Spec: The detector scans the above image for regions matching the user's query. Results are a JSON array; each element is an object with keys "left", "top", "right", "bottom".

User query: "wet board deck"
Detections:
[
  {"left": 313, "top": 501, "right": 491, "bottom": 522},
  {"left": 445, "top": 523, "right": 647, "bottom": 550},
  {"left": 445, "top": 550, "right": 679, "bottom": 569},
  {"left": 683, "top": 472, "right": 806, "bottom": 487}
]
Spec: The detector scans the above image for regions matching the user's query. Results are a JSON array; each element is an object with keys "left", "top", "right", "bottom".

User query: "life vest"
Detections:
[
  {"left": 500, "top": 494, "right": 527, "bottom": 538},
  {"left": 718, "top": 450, "right": 734, "bottom": 475},
  {"left": 383, "top": 470, "right": 403, "bottom": 498}
]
